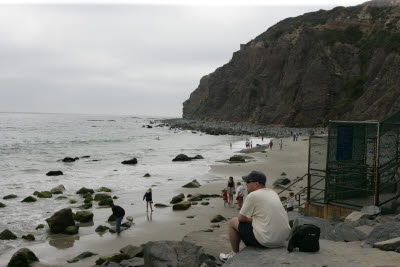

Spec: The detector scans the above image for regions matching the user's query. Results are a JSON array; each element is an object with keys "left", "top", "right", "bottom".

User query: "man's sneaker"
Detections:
[{"left": 219, "top": 251, "right": 236, "bottom": 262}]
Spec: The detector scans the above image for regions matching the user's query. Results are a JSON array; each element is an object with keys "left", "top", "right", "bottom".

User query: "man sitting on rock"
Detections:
[
  {"left": 219, "top": 171, "right": 291, "bottom": 262},
  {"left": 110, "top": 203, "right": 125, "bottom": 234}
]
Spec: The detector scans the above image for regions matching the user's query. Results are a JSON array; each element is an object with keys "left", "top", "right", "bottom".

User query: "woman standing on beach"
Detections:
[
  {"left": 143, "top": 188, "right": 153, "bottom": 212},
  {"left": 227, "top": 176, "right": 235, "bottom": 207}
]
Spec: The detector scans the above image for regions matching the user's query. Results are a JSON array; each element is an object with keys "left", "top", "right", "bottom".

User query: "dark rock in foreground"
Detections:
[
  {"left": 210, "top": 215, "right": 226, "bottom": 223},
  {"left": 95, "top": 225, "right": 110, "bottom": 232},
  {"left": 46, "top": 208, "right": 75, "bottom": 234},
  {"left": 121, "top": 158, "right": 138, "bottom": 165},
  {"left": 21, "top": 234, "right": 35, "bottom": 241},
  {"left": 21, "top": 196, "right": 37, "bottom": 203},
  {"left": 182, "top": 179, "right": 201, "bottom": 188},
  {"left": 170, "top": 193, "right": 185, "bottom": 204},
  {"left": 172, "top": 154, "right": 192, "bottom": 162},
  {"left": 0, "top": 229, "right": 17, "bottom": 240},
  {"left": 365, "top": 221, "right": 400, "bottom": 246},
  {"left": 143, "top": 239, "right": 210, "bottom": 267},
  {"left": 46, "top": 171, "right": 63, "bottom": 176},
  {"left": 67, "top": 251, "right": 97, "bottom": 263},
  {"left": 7, "top": 248, "right": 39, "bottom": 267}
]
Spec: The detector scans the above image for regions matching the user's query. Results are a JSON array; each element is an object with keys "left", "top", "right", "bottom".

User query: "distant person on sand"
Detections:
[
  {"left": 223, "top": 189, "right": 228, "bottom": 207},
  {"left": 279, "top": 140, "right": 283, "bottom": 150},
  {"left": 236, "top": 182, "right": 245, "bottom": 208},
  {"left": 219, "top": 171, "right": 290, "bottom": 262},
  {"left": 143, "top": 188, "right": 153, "bottom": 212},
  {"left": 269, "top": 140, "right": 273, "bottom": 151},
  {"left": 227, "top": 176, "right": 236, "bottom": 207},
  {"left": 250, "top": 141, "right": 253, "bottom": 149},
  {"left": 230, "top": 143, "right": 232, "bottom": 149},
  {"left": 293, "top": 133, "right": 296, "bottom": 142},
  {"left": 110, "top": 203, "right": 125, "bottom": 234}
]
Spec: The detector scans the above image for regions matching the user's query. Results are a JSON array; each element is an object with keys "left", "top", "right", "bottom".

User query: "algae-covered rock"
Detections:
[
  {"left": 94, "top": 193, "right": 111, "bottom": 201},
  {"left": 98, "top": 186, "right": 111, "bottom": 192},
  {"left": 95, "top": 253, "right": 130, "bottom": 265},
  {"left": 170, "top": 193, "right": 185, "bottom": 204},
  {"left": 0, "top": 202, "right": 5, "bottom": 208},
  {"left": 3, "top": 194, "right": 17, "bottom": 200},
  {"left": 154, "top": 203, "right": 170, "bottom": 208},
  {"left": 182, "top": 179, "right": 201, "bottom": 188},
  {"left": 95, "top": 225, "right": 110, "bottom": 232},
  {"left": 7, "top": 248, "right": 39, "bottom": 267},
  {"left": 173, "top": 201, "right": 192, "bottom": 211},
  {"left": 21, "top": 234, "right": 35, "bottom": 241},
  {"left": 84, "top": 195, "right": 93, "bottom": 203},
  {"left": 210, "top": 215, "right": 226, "bottom": 223},
  {"left": 37, "top": 191, "right": 52, "bottom": 198},
  {"left": 108, "top": 214, "right": 116, "bottom": 222},
  {"left": 229, "top": 155, "right": 245, "bottom": 162},
  {"left": 78, "top": 203, "right": 92, "bottom": 209},
  {"left": 0, "top": 229, "right": 17, "bottom": 240},
  {"left": 76, "top": 187, "right": 94, "bottom": 195},
  {"left": 73, "top": 211, "right": 94, "bottom": 223},
  {"left": 46, "top": 208, "right": 75, "bottom": 234},
  {"left": 50, "top": 185, "right": 65, "bottom": 194},
  {"left": 143, "top": 173, "right": 151, "bottom": 177},
  {"left": 21, "top": 196, "right": 37, "bottom": 203},
  {"left": 69, "top": 199, "right": 77, "bottom": 204},
  {"left": 98, "top": 198, "right": 113, "bottom": 206},
  {"left": 35, "top": 224, "right": 44, "bottom": 230},
  {"left": 63, "top": 225, "right": 79, "bottom": 235},
  {"left": 55, "top": 196, "right": 67, "bottom": 200}
]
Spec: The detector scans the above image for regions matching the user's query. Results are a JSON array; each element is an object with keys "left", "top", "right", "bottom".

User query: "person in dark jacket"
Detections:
[
  {"left": 143, "top": 188, "right": 153, "bottom": 212},
  {"left": 110, "top": 203, "right": 125, "bottom": 234}
]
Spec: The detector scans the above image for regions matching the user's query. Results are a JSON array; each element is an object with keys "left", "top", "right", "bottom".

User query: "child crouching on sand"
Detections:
[{"left": 222, "top": 189, "right": 228, "bottom": 207}]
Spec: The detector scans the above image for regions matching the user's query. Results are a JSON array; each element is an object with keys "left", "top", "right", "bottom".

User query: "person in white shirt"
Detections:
[
  {"left": 235, "top": 182, "right": 245, "bottom": 208},
  {"left": 219, "top": 171, "right": 291, "bottom": 262},
  {"left": 286, "top": 192, "right": 295, "bottom": 212}
]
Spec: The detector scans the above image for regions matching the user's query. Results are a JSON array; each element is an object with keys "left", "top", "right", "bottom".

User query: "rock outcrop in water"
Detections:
[{"left": 183, "top": 0, "right": 400, "bottom": 127}]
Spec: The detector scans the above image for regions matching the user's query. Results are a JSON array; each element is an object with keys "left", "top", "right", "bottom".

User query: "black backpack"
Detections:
[{"left": 287, "top": 224, "right": 320, "bottom": 252}]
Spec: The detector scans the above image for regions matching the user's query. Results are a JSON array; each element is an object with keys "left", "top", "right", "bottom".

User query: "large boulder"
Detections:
[
  {"left": 173, "top": 201, "right": 192, "bottom": 211},
  {"left": 0, "top": 229, "right": 17, "bottom": 240},
  {"left": 76, "top": 187, "right": 94, "bottom": 195},
  {"left": 182, "top": 179, "right": 201, "bottom": 188},
  {"left": 361, "top": 205, "right": 381, "bottom": 218},
  {"left": 3, "top": 194, "right": 17, "bottom": 200},
  {"left": 46, "top": 208, "right": 75, "bottom": 234},
  {"left": 373, "top": 237, "right": 400, "bottom": 251},
  {"left": 94, "top": 193, "right": 112, "bottom": 201},
  {"left": 50, "top": 185, "right": 65, "bottom": 194},
  {"left": 120, "top": 245, "right": 144, "bottom": 258},
  {"left": 37, "top": 191, "right": 52, "bottom": 198},
  {"left": 73, "top": 211, "right": 94, "bottom": 223},
  {"left": 365, "top": 221, "right": 400, "bottom": 246},
  {"left": 273, "top": 176, "right": 291, "bottom": 187},
  {"left": 170, "top": 193, "right": 185, "bottom": 204},
  {"left": 344, "top": 211, "right": 370, "bottom": 224},
  {"left": 7, "top": 248, "right": 39, "bottom": 267},
  {"left": 293, "top": 216, "right": 366, "bottom": 242},
  {"left": 121, "top": 158, "right": 138, "bottom": 165},
  {"left": 143, "top": 240, "right": 210, "bottom": 267},
  {"left": 21, "top": 196, "right": 37, "bottom": 203},
  {"left": 46, "top": 171, "right": 63, "bottom": 176},
  {"left": 172, "top": 154, "right": 192, "bottom": 162}
]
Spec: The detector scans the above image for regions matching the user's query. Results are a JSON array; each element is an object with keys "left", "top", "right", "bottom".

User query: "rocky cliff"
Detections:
[{"left": 183, "top": 0, "right": 400, "bottom": 127}]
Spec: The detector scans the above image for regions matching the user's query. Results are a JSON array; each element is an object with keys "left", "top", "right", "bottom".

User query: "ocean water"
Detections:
[{"left": 0, "top": 112, "right": 259, "bottom": 261}]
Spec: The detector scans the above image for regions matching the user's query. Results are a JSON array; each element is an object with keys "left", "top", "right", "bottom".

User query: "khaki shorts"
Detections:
[{"left": 227, "top": 187, "right": 235, "bottom": 195}]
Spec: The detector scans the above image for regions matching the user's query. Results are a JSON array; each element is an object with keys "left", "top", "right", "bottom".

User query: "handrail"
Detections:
[{"left": 277, "top": 174, "right": 308, "bottom": 195}]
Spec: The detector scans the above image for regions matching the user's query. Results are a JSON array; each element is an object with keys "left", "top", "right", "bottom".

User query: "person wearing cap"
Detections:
[{"left": 219, "top": 170, "right": 291, "bottom": 262}]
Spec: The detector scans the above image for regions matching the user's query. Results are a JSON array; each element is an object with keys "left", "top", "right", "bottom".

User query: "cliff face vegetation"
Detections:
[{"left": 182, "top": 0, "right": 400, "bottom": 127}]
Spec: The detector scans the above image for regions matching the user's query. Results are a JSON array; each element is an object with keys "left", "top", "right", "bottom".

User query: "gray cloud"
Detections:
[{"left": 0, "top": 4, "right": 356, "bottom": 116}]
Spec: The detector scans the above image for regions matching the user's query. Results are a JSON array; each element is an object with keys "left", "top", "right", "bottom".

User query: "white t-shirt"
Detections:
[
  {"left": 240, "top": 188, "right": 291, "bottom": 247},
  {"left": 287, "top": 197, "right": 295, "bottom": 208},
  {"left": 236, "top": 185, "right": 245, "bottom": 198}
]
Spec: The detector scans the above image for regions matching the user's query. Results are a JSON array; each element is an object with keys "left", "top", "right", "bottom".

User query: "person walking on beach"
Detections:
[
  {"left": 279, "top": 140, "right": 283, "bottom": 150},
  {"left": 223, "top": 189, "right": 228, "bottom": 207},
  {"left": 219, "top": 171, "right": 290, "bottom": 262},
  {"left": 110, "top": 203, "right": 125, "bottom": 234},
  {"left": 143, "top": 188, "right": 153, "bottom": 212},
  {"left": 227, "top": 176, "right": 235, "bottom": 207},
  {"left": 236, "top": 182, "right": 245, "bottom": 209},
  {"left": 269, "top": 140, "right": 273, "bottom": 151}
]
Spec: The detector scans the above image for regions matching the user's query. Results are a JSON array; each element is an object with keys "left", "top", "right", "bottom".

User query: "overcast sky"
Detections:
[{"left": 0, "top": 0, "right": 367, "bottom": 117}]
